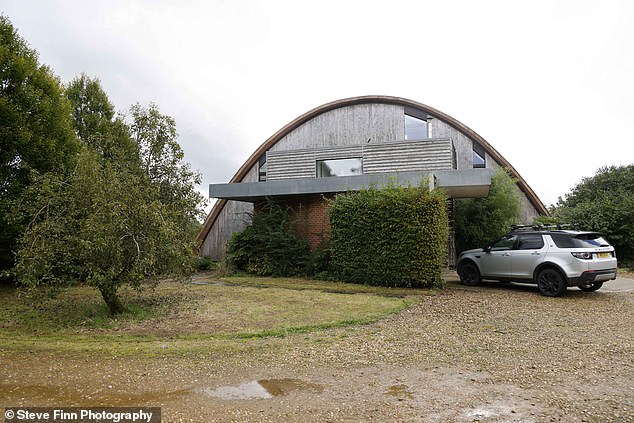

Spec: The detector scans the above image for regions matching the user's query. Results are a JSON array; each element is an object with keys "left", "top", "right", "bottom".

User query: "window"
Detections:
[
  {"left": 551, "top": 233, "right": 611, "bottom": 248},
  {"left": 473, "top": 141, "right": 486, "bottom": 168},
  {"left": 404, "top": 106, "right": 428, "bottom": 140},
  {"left": 258, "top": 155, "right": 267, "bottom": 181},
  {"left": 258, "top": 162, "right": 267, "bottom": 181},
  {"left": 405, "top": 114, "right": 428, "bottom": 140},
  {"left": 316, "top": 158, "right": 362, "bottom": 177},
  {"left": 518, "top": 235, "right": 544, "bottom": 250},
  {"left": 490, "top": 235, "right": 517, "bottom": 251}
]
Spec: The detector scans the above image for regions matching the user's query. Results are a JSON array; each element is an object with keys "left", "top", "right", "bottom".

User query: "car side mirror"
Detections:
[{"left": 483, "top": 246, "right": 492, "bottom": 253}]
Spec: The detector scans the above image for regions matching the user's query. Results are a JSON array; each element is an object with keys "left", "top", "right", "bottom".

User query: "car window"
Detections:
[
  {"left": 518, "top": 234, "right": 544, "bottom": 250},
  {"left": 574, "top": 234, "right": 611, "bottom": 247},
  {"left": 490, "top": 235, "right": 517, "bottom": 251},
  {"left": 551, "top": 233, "right": 611, "bottom": 248},
  {"left": 550, "top": 234, "right": 576, "bottom": 248}
]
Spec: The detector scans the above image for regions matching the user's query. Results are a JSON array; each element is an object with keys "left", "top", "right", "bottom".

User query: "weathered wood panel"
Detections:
[
  {"left": 364, "top": 139, "right": 452, "bottom": 173},
  {"left": 201, "top": 164, "right": 258, "bottom": 259},
  {"left": 272, "top": 103, "right": 405, "bottom": 152},
  {"left": 432, "top": 119, "right": 474, "bottom": 170}
]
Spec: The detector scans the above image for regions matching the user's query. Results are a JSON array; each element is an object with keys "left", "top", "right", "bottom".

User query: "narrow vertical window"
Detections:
[
  {"left": 258, "top": 154, "right": 267, "bottom": 181},
  {"left": 473, "top": 141, "right": 486, "bottom": 168}
]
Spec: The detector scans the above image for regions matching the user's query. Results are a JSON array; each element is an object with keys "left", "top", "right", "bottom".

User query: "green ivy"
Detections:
[
  {"left": 328, "top": 181, "right": 448, "bottom": 288},
  {"left": 226, "top": 201, "right": 311, "bottom": 276}
]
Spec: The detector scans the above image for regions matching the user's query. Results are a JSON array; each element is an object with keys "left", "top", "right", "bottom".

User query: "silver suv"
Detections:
[{"left": 456, "top": 227, "right": 618, "bottom": 296}]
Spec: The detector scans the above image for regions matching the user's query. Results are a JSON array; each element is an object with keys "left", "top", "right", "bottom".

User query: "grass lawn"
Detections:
[{"left": 0, "top": 274, "right": 430, "bottom": 355}]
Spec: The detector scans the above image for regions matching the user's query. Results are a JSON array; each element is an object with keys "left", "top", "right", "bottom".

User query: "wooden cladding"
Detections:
[{"left": 266, "top": 138, "right": 453, "bottom": 180}]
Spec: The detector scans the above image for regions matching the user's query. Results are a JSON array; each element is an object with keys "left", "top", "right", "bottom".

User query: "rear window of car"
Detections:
[{"left": 550, "top": 233, "right": 611, "bottom": 248}]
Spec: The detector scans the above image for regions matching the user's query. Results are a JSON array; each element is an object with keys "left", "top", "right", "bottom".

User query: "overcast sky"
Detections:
[{"left": 2, "top": 0, "right": 633, "bottom": 211}]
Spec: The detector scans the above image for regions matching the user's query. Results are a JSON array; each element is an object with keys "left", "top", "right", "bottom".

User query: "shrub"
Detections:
[
  {"left": 225, "top": 201, "right": 311, "bottom": 276},
  {"left": 328, "top": 181, "right": 448, "bottom": 288},
  {"left": 195, "top": 257, "right": 217, "bottom": 271},
  {"left": 454, "top": 168, "right": 521, "bottom": 252},
  {"left": 551, "top": 165, "right": 634, "bottom": 260}
]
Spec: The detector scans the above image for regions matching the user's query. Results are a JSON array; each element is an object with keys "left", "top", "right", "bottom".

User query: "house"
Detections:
[{"left": 198, "top": 96, "right": 547, "bottom": 262}]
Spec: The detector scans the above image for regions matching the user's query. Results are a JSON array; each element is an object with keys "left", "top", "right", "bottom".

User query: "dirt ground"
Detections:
[{"left": 2, "top": 276, "right": 633, "bottom": 422}]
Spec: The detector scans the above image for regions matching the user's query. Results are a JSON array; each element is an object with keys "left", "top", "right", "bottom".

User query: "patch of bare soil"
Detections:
[
  {"left": 2, "top": 279, "right": 633, "bottom": 422},
  {"left": 620, "top": 269, "right": 634, "bottom": 280}
]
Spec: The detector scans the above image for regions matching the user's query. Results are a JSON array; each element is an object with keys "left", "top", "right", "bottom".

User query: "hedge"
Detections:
[{"left": 328, "top": 181, "right": 448, "bottom": 288}]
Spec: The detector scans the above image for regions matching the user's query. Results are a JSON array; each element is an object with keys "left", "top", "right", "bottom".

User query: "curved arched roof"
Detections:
[{"left": 198, "top": 95, "right": 547, "bottom": 244}]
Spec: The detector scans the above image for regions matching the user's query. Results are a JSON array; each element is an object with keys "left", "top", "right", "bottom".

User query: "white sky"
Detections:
[{"left": 2, "top": 0, "right": 633, "bottom": 211}]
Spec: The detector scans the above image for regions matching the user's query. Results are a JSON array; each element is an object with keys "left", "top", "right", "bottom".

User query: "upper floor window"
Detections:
[
  {"left": 404, "top": 106, "right": 428, "bottom": 140},
  {"left": 258, "top": 154, "right": 267, "bottom": 181},
  {"left": 473, "top": 141, "right": 486, "bottom": 168},
  {"left": 316, "top": 158, "right": 362, "bottom": 177}
]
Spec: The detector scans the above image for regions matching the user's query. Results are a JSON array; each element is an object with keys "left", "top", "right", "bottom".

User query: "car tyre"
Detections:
[
  {"left": 458, "top": 261, "right": 481, "bottom": 286},
  {"left": 537, "top": 268, "right": 567, "bottom": 297},
  {"left": 578, "top": 282, "right": 603, "bottom": 292}
]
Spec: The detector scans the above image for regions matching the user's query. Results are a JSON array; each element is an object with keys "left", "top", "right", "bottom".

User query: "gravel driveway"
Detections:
[{"left": 2, "top": 275, "right": 633, "bottom": 422}]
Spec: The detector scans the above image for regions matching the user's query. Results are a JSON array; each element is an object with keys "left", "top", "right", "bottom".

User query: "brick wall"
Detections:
[{"left": 286, "top": 194, "right": 333, "bottom": 250}]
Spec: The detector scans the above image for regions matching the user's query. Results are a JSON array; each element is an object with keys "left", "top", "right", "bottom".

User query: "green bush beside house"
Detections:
[
  {"left": 227, "top": 182, "right": 449, "bottom": 288},
  {"left": 328, "top": 182, "right": 448, "bottom": 288}
]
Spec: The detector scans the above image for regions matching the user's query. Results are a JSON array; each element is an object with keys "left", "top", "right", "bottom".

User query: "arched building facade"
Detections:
[{"left": 198, "top": 96, "right": 547, "bottom": 261}]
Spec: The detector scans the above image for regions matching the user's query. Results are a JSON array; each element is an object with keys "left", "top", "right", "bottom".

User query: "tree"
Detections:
[
  {"left": 15, "top": 146, "right": 202, "bottom": 314},
  {"left": 454, "top": 168, "right": 521, "bottom": 253},
  {"left": 0, "top": 16, "right": 78, "bottom": 274},
  {"left": 15, "top": 98, "right": 205, "bottom": 313},
  {"left": 128, "top": 103, "right": 204, "bottom": 228},
  {"left": 65, "top": 73, "right": 137, "bottom": 163},
  {"left": 552, "top": 165, "right": 634, "bottom": 260}
]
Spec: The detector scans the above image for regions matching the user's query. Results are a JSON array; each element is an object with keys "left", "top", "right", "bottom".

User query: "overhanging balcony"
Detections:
[{"left": 209, "top": 169, "right": 492, "bottom": 202}]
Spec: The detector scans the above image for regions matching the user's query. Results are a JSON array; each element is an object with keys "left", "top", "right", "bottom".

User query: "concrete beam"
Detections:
[{"left": 208, "top": 169, "right": 492, "bottom": 202}]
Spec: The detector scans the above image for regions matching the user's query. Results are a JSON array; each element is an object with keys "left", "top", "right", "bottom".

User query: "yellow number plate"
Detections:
[{"left": 597, "top": 252, "right": 611, "bottom": 259}]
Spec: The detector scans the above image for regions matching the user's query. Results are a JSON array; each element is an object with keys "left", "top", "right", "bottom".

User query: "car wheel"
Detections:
[
  {"left": 537, "top": 268, "right": 567, "bottom": 297},
  {"left": 458, "top": 262, "right": 481, "bottom": 286},
  {"left": 578, "top": 282, "right": 603, "bottom": 292}
]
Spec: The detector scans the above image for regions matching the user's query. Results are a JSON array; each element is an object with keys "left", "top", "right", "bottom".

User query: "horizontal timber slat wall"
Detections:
[{"left": 266, "top": 138, "right": 453, "bottom": 180}]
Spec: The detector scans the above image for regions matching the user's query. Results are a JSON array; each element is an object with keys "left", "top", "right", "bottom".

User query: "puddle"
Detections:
[
  {"left": 385, "top": 384, "right": 413, "bottom": 400},
  {"left": 468, "top": 408, "right": 493, "bottom": 418},
  {"left": 199, "top": 378, "right": 323, "bottom": 400}
]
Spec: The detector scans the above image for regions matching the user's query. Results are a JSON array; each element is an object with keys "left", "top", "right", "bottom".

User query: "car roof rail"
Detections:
[
  {"left": 511, "top": 223, "right": 577, "bottom": 232},
  {"left": 510, "top": 224, "right": 540, "bottom": 232},
  {"left": 511, "top": 223, "right": 578, "bottom": 232},
  {"left": 539, "top": 223, "right": 576, "bottom": 230}
]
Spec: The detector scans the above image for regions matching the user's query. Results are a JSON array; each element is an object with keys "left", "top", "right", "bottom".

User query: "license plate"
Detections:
[{"left": 597, "top": 252, "right": 611, "bottom": 259}]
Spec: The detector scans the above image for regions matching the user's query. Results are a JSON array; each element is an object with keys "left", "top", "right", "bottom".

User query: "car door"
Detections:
[
  {"left": 510, "top": 234, "right": 547, "bottom": 280},
  {"left": 480, "top": 235, "right": 517, "bottom": 278}
]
